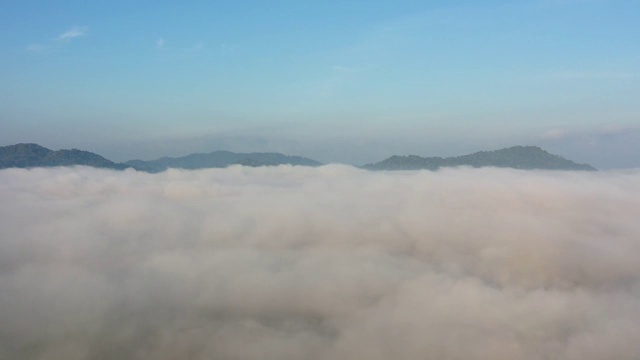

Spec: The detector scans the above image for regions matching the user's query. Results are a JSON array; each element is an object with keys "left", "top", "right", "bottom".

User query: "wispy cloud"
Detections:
[
  {"left": 25, "top": 44, "right": 48, "bottom": 53},
  {"left": 26, "top": 26, "right": 89, "bottom": 53},
  {"left": 540, "top": 125, "right": 640, "bottom": 141},
  {"left": 537, "top": 125, "right": 640, "bottom": 168},
  {"left": 156, "top": 38, "right": 165, "bottom": 49},
  {"left": 56, "top": 26, "right": 89, "bottom": 42},
  {"left": 540, "top": 128, "right": 569, "bottom": 140}
]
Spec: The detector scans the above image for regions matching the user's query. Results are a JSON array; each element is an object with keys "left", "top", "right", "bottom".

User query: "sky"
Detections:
[{"left": 1, "top": 0, "right": 639, "bottom": 168}]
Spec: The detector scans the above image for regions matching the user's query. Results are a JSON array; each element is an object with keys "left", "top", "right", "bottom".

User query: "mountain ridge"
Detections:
[
  {"left": 0, "top": 144, "right": 322, "bottom": 171},
  {"left": 125, "top": 150, "right": 322, "bottom": 172},
  {"left": 362, "top": 145, "right": 597, "bottom": 171},
  {"left": 1, "top": 143, "right": 597, "bottom": 171},
  {"left": 0, "top": 143, "right": 126, "bottom": 170}
]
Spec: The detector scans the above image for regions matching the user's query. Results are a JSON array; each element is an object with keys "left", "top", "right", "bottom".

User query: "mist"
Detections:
[{"left": 1, "top": 165, "right": 639, "bottom": 360}]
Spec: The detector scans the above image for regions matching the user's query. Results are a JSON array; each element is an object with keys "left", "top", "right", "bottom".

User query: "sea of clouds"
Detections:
[{"left": 1, "top": 165, "right": 639, "bottom": 360}]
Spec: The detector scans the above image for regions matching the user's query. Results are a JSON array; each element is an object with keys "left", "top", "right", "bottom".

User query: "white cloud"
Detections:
[
  {"left": 56, "top": 26, "right": 89, "bottom": 41},
  {"left": 540, "top": 128, "right": 569, "bottom": 140},
  {"left": 1, "top": 165, "right": 640, "bottom": 359},
  {"left": 536, "top": 125, "right": 640, "bottom": 169},
  {"left": 154, "top": 38, "right": 206, "bottom": 52},
  {"left": 540, "top": 125, "right": 640, "bottom": 141},
  {"left": 26, "top": 26, "right": 89, "bottom": 54}
]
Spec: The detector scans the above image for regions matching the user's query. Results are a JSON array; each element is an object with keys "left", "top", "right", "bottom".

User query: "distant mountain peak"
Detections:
[
  {"left": 363, "top": 146, "right": 596, "bottom": 171},
  {"left": 0, "top": 143, "right": 124, "bottom": 170},
  {"left": 124, "top": 150, "right": 322, "bottom": 172}
]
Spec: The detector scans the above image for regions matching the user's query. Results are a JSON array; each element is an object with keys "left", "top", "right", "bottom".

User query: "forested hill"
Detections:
[
  {"left": 125, "top": 151, "right": 322, "bottom": 172},
  {"left": 362, "top": 146, "right": 597, "bottom": 171},
  {"left": 1, "top": 143, "right": 596, "bottom": 172},
  {"left": 0, "top": 143, "right": 125, "bottom": 169}
]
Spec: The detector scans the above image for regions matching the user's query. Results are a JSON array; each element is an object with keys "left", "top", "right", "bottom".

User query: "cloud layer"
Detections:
[{"left": 1, "top": 165, "right": 639, "bottom": 359}]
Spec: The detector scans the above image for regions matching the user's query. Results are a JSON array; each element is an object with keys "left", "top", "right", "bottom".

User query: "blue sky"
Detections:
[{"left": 1, "top": 0, "right": 639, "bottom": 167}]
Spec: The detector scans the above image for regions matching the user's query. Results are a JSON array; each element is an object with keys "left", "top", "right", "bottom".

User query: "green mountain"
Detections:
[
  {"left": 1, "top": 143, "right": 595, "bottom": 172},
  {"left": 125, "top": 150, "right": 322, "bottom": 172},
  {"left": 0, "top": 143, "right": 125, "bottom": 169},
  {"left": 362, "top": 146, "right": 597, "bottom": 171},
  {"left": 0, "top": 143, "right": 322, "bottom": 172}
]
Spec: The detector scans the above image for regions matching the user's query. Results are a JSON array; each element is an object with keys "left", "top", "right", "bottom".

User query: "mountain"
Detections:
[
  {"left": 1, "top": 143, "right": 595, "bottom": 172},
  {"left": 362, "top": 146, "right": 597, "bottom": 171},
  {"left": 0, "top": 143, "right": 322, "bottom": 172},
  {"left": 0, "top": 143, "right": 126, "bottom": 169},
  {"left": 125, "top": 150, "right": 322, "bottom": 172}
]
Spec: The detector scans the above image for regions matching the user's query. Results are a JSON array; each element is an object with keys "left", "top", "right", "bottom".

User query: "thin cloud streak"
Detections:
[
  {"left": 56, "top": 26, "right": 89, "bottom": 41},
  {"left": 25, "top": 26, "right": 89, "bottom": 53}
]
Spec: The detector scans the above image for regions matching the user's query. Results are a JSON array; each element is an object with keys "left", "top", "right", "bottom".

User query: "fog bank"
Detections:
[{"left": 1, "top": 165, "right": 639, "bottom": 360}]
